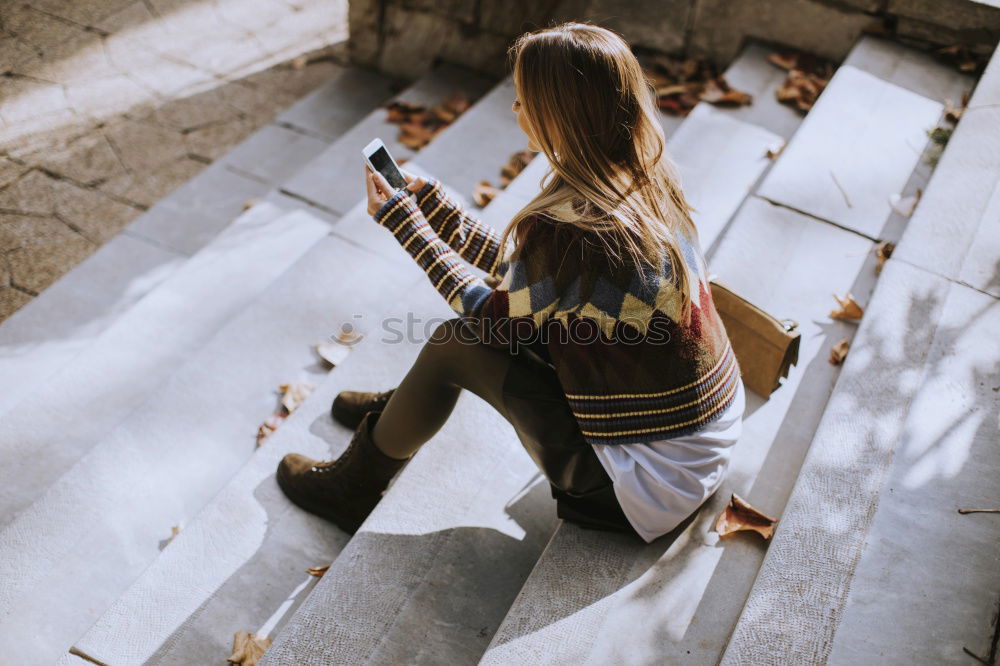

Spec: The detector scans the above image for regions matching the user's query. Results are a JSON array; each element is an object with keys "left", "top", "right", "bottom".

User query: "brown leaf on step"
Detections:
[
  {"left": 944, "top": 94, "right": 969, "bottom": 124},
  {"left": 315, "top": 341, "right": 351, "bottom": 367},
  {"left": 473, "top": 180, "right": 500, "bottom": 207},
  {"left": 164, "top": 525, "right": 181, "bottom": 547},
  {"left": 874, "top": 241, "right": 895, "bottom": 275},
  {"left": 641, "top": 53, "right": 750, "bottom": 116},
  {"left": 715, "top": 493, "right": 778, "bottom": 540},
  {"left": 889, "top": 188, "right": 922, "bottom": 218},
  {"left": 306, "top": 564, "right": 330, "bottom": 577},
  {"left": 385, "top": 92, "right": 470, "bottom": 150},
  {"left": 242, "top": 199, "right": 260, "bottom": 211},
  {"left": 256, "top": 413, "right": 286, "bottom": 447},
  {"left": 385, "top": 100, "right": 426, "bottom": 123},
  {"left": 500, "top": 149, "right": 535, "bottom": 183},
  {"left": 290, "top": 56, "right": 308, "bottom": 70},
  {"left": 829, "top": 337, "right": 850, "bottom": 365},
  {"left": 830, "top": 293, "right": 864, "bottom": 321},
  {"left": 700, "top": 78, "right": 753, "bottom": 107},
  {"left": 228, "top": 630, "right": 270, "bottom": 666},
  {"left": 767, "top": 51, "right": 799, "bottom": 71},
  {"left": 934, "top": 45, "right": 989, "bottom": 75},
  {"left": 765, "top": 141, "right": 786, "bottom": 160},
  {"left": 279, "top": 382, "right": 315, "bottom": 413}
]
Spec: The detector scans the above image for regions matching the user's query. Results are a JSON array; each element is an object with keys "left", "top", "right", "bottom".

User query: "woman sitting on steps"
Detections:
[{"left": 276, "top": 21, "right": 746, "bottom": 543}]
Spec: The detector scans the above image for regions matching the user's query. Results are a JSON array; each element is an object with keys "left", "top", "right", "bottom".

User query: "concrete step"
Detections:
[
  {"left": 261, "top": 45, "right": 788, "bottom": 665},
  {"left": 0, "top": 210, "right": 346, "bottom": 664},
  {"left": 721, "top": 45, "right": 1000, "bottom": 665},
  {"left": 0, "top": 203, "right": 328, "bottom": 529},
  {"left": 60, "top": 70, "right": 540, "bottom": 664},
  {"left": 281, "top": 62, "right": 497, "bottom": 217},
  {"left": 755, "top": 63, "right": 946, "bottom": 241},
  {"left": 0, "top": 65, "right": 395, "bottom": 419},
  {"left": 480, "top": 36, "right": 976, "bottom": 665}
]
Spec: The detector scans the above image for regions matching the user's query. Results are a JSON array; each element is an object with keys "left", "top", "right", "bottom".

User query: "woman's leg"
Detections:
[{"left": 371, "top": 318, "right": 514, "bottom": 459}]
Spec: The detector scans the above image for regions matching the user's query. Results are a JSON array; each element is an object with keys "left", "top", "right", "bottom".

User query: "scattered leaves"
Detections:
[
  {"left": 944, "top": 92, "right": 970, "bottom": 125},
  {"left": 473, "top": 180, "right": 501, "bottom": 207},
  {"left": 640, "top": 53, "right": 752, "bottom": 116},
  {"left": 829, "top": 337, "right": 850, "bottom": 365},
  {"left": 228, "top": 630, "right": 270, "bottom": 666},
  {"left": 830, "top": 293, "right": 864, "bottom": 322},
  {"left": 768, "top": 49, "right": 834, "bottom": 114},
  {"left": 874, "top": 241, "right": 895, "bottom": 274},
  {"left": 715, "top": 493, "right": 778, "bottom": 540},
  {"left": 256, "top": 413, "right": 286, "bottom": 447},
  {"left": 765, "top": 141, "right": 785, "bottom": 160},
  {"left": 315, "top": 341, "right": 351, "bottom": 367},
  {"left": 256, "top": 382, "right": 314, "bottom": 447},
  {"left": 384, "top": 92, "right": 470, "bottom": 150},
  {"left": 306, "top": 564, "right": 331, "bottom": 577},
  {"left": 279, "top": 382, "right": 315, "bottom": 413},
  {"left": 889, "top": 188, "right": 922, "bottom": 218},
  {"left": 473, "top": 149, "right": 537, "bottom": 207},
  {"left": 934, "top": 44, "right": 990, "bottom": 74}
]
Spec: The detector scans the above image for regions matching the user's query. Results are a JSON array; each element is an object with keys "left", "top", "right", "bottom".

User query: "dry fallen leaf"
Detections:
[
  {"left": 715, "top": 493, "right": 778, "bottom": 540},
  {"left": 768, "top": 49, "right": 834, "bottom": 114},
  {"left": 830, "top": 293, "right": 864, "bottom": 321},
  {"left": 641, "top": 53, "right": 752, "bottom": 116},
  {"left": 228, "top": 630, "right": 270, "bottom": 666},
  {"left": 315, "top": 341, "right": 351, "bottom": 367},
  {"left": 765, "top": 141, "right": 786, "bottom": 160},
  {"left": 944, "top": 93, "right": 969, "bottom": 124},
  {"left": 935, "top": 44, "right": 989, "bottom": 74},
  {"left": 163, "top": 525, "right": 180, "bottom": 548},
  {"left": 874, "top": 241, "right": 895, "bottom": 274},
  {"left": 279, "top": 382, "right": 315, "bottom": 413},
  {"left": 385, "top": 92, "right": 470, "bottom": 150},
  {"left": 256, "top": 413, "right": 286, "bottom": 447},
  {"left": 889, "top": 188, "right": 922, "bottom": 218},
  {"left": 829, "top": 337, "right": 850, "bottom": 365},
  {"left": 306, "top": 564, "right": 330, "bottom": 577},
  {"left": 473, "top": 180, "right": 500, "bottom": 207}
]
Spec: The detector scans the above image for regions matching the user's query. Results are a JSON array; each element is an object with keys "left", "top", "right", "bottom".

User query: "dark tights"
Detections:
[
  {"left": 369, "top": 318, "right": 638, "bottom": 536},
  {"left": 372, "top": 318, "right": 515, "bottom": 460}
]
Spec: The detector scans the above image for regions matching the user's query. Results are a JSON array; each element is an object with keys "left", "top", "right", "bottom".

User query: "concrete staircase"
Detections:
[{"left": 0, "top": 33, "right": 993, "bottom": 665}]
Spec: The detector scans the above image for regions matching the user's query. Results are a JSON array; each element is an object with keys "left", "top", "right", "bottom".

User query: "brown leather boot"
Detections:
[
  {"left": 276, "top": 411, "right": 409, "bottom": 533},
  {"left": 330, "top": 388, "right": 395, "bottom": 429}
]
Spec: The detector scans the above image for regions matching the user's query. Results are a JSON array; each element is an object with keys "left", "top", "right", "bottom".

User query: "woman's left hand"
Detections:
[{"left": 365, "top": 165, "right": 395, "bottom": 217}]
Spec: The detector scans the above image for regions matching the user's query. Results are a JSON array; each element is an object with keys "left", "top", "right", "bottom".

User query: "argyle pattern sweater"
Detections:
[{"left": 374, "top": 177, "right": 740, "bottom": 445}]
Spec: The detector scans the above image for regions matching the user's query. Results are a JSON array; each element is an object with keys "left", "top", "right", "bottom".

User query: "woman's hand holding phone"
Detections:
[{"left": 364, "top": 165, "right": 427, "bottom": 216}]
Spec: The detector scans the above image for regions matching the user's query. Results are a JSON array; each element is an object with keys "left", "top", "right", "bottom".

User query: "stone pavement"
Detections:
[{"left": 0, "top": 0, "right": 348, "bottom": 322}]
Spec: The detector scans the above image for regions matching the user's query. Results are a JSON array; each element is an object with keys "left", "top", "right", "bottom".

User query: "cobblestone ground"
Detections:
[{"left": 0, "top": 0, "right": 348, "bottom": 322}]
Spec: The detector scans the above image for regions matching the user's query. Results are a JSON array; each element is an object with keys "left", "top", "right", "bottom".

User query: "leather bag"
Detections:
[{"left": 710, "top": 279, "right": 800, "bottom": 397}]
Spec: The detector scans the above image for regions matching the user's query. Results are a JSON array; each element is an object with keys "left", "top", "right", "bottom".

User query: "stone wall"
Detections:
[{"left": 348, "top": 0, "right": 1000, "bottom": 78}]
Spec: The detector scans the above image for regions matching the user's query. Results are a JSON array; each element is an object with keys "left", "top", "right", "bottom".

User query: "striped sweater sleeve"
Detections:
[
  {"left": 411, "top": 178, "right": 504, "bottom": 276},
  {"left": 374, "top": 188, "right": 542, "bottom": 347}
]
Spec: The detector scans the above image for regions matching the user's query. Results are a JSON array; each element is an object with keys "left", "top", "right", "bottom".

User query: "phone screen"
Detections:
[{"left": 368, "top": 146, "right": 407, "bottom": 190}]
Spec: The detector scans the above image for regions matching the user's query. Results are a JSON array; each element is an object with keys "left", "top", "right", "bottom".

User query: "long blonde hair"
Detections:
[{"left": 502, "top": 22, "right": 699, "bottom": 322}]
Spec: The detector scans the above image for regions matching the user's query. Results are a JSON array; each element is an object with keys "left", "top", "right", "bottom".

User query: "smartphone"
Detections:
[{"left": 362, "top": 138, "right": 408, "bottom": 191}]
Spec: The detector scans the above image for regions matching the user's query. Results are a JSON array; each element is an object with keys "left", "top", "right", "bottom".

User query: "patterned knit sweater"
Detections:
[{"left": 374, "top": 177, "right": 740, "bottom": 445}]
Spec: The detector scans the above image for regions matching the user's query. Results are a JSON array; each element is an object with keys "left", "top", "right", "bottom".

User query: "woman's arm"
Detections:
[
  {"left": 411, "top": 178, "right": 505, "bottom": 277},
  {"left": 374, "top": 188, "right": 552, "bottom": 348}
]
